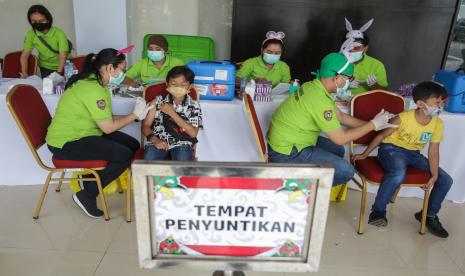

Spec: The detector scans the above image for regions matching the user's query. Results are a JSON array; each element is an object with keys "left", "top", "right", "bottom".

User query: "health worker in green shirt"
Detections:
[
  {"left": 46, "top": 48, "right": 154, "bottom": 219},
  {"left": 20, "top": 5, "right": 71, "bottom": 78},
  {"left": 124, "top": 34, "right": 184, "bottom": 86},
  {"left": 344, "top": 36, "right": 388, "bottom": 95},
  {"left": 267, "top": 53, "right": 397, "bottom": 186},
  {"left": 236, "top": 31, "right": 291, "bottom": 87}
]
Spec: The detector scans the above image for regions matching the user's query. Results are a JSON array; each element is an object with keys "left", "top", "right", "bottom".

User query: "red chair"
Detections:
[
  {"left": 6, "top": 84, "right": 129, "bottom": 221},
  {"left": 70, "top": 55, "right": 86, "bottom": 72},
  {"left": 243, "top": 93, "right": 268, "bottom": 162},
  {"left": 3, "top": 51, "right": 37, "bottom": 78},
  {"left": 350, "top": 90, "right": 431, "bottom": 234}
]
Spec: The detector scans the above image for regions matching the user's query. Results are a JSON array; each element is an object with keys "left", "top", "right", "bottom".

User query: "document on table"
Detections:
[{"left": 271, "top": 83, "right": 290, "bottom": 95}]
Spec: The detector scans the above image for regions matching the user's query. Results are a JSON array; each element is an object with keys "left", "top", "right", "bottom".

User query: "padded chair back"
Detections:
[
  {"left": 3, "top": 51, "right": 37, "bottom": 78},
  {"left": 70, "top": 55, "right": 87, "bottom": 72},
  {"left": 243, "top": 93, "right": 267, "bottom": 162},
  {"left": 351, "top": 90, "right": 405, "bottom": 145}
]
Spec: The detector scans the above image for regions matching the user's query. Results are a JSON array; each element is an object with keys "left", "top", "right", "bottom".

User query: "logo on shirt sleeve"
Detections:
[
  {"left": 96, "top": 99, "right": 106, "bottom": 110},
  {"left": 418, "top": 132, "right": 433, "bottom": 143},
  {"left": 323, "top": 110, "right": 333, "bottom": 121}
]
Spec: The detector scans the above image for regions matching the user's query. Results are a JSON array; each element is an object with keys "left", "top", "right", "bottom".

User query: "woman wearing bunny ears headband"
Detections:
[
  {"left": 340, "top": 18, "right": 388, "bottom": 95},
  {"left": 267, "top": 53, "right": 397, "bottom": 186},
  {"left": 236, "top": 31, "right": 291, "bottom": 87}
]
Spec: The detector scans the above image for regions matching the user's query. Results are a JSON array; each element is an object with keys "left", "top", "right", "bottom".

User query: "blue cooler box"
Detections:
[
  {"left": 433, "top": 70, "right": 465, "bottom": 113},
  {"left": 187, "top": 60, "right": 235, "bottom": 101}
]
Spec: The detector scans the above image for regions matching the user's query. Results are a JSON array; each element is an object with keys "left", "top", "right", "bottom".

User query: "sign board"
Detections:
[{"left": 132, "top": 161, "right": 334, "bottom": 273}]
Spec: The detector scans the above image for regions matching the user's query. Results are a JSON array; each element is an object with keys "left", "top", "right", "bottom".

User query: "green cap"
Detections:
[{"left": 316, "top": 52, "right": 354, "bottom": 79}]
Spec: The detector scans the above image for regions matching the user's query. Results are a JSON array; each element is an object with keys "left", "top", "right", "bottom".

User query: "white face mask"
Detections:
[{"left": 423, "top": 103, "right": 443, "bottom": 117}]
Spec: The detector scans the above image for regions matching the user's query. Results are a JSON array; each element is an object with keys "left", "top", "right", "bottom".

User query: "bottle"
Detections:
[
  {"left": 64, "top": 60, "right": 75, "bottom": 81},
  {"left": 244, "top": 79, "right": 256, "bottom": 99},
  {"left": 289, "top": 79, "right": 299, "bottom": 94}
]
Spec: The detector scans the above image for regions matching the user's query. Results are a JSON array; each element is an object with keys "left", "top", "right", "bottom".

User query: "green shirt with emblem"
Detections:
[
  {"left": 125, "top": 55, "right": 184, "bottom": 84},
  {"left": 237, "top": 56, "right": 291, "bottom": 87},
  {"left": 351, "top": 54, "right": 388, "bottom": 95},
  {"left": 267, "top": 79, "right": 341, "bottom": 155},
  {"left": 23, "top": 27, "right": 69, "bottom": 70},
  {"left": 46, "top": 76, "right": 113, "bottom": 148}
]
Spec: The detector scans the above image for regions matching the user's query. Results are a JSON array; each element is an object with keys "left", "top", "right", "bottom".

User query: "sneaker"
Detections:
[
  {"left": 368, "top": 210, "right": 388, "bottom": 227},
  {"left": 72, "top": 192, "right": 103, "bottom": 218},
  {"left": 415, "top": 211, "right": 449, "bottom": 238}
]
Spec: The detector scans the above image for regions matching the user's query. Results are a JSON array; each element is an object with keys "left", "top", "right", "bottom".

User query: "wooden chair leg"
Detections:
[
  {"left": 33, "top": 172, "right": 53, "bottom": 219},
  {"left": 336, "top": 183, "right": 347, "bottom": 202},
  {"left": 126, "top": 169, "right": 132, "bottom": 222},
  {"left": 419, "top": 189, "right": 431, "bottom": 235},
  {"left": 90, "top": 171, "right": 110, "bottom": 221},
  {"left": 55, "top": 171, "right": 66, "bottom": 192},
  {"left": 117, "top": 178, "right": 123, "bottom": 194},
  {"left": 390, "top": 187, "right": 401, "bottom": 203},
  {"left": 357, "top": 177, "right": 368, "bottom": 234}
]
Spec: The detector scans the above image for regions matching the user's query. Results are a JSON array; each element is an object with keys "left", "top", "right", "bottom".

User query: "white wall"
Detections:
[
  {"left": 0, "top": 0, "right": 76, "bottom": 58},
  {"left": 73, "top": 0, "right": 127, "bottom": 55}
]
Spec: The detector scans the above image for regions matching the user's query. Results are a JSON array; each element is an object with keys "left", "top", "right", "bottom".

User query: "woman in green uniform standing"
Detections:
[
  {"left": 20, "top": 5, "right": 71, "bottom": 78},
  {"left": 236, "top": 31, "right": 291, "bottom": 87},
  {"left": 46, "top": 48, "right": 153, "bottom": 218}
]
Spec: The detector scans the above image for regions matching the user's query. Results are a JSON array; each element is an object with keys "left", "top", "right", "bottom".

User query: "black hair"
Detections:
[
  {"left": 262, "top": 39, "right": 283, "bottom": 50},
  {"left": 166, "top": 66, "right": 195, "bottom": 84},
  {"left": 354, "top": 33, "right": 369, "bottom": 46},
  {"left": 412, "top": 81, "right": 448, "bottom": 102},
  {"left": 66, "top": 48, "right": 126, "bottom": 89},
  {"left": 27, "top": 5, "right": 53, "bottom": 26}
]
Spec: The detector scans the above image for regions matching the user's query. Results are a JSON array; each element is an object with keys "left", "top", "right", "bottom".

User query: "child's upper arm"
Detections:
[{"left": 376, "top": 115, "right": 401, "bottom": 139}]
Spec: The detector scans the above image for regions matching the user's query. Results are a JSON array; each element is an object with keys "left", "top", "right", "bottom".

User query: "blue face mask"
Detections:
[
  {"left": 109, "top": 71, "right": 125, "bottom": 86},
  {"left": 336, "top": 77, "right": 350, "bottom": 95},
  {"left": 147, "top": 50, "right": 165, "bottom": 62},
  {"left": 348, "top": 51, "right": 364, "bottom": 63},
  {"left": 263, "top": 53, "right": 281, "bottom": 64}
]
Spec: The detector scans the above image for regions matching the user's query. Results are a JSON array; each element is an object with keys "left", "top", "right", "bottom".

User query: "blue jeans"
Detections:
[
  {"left": 144, "top": 144, "right": 194, "bottom": 161},
  {"left": 372, "top": 143, "right": 453, "bottom": 217},
  {"left": 268, "top": 136, "right": 354, "bottom": 186}
]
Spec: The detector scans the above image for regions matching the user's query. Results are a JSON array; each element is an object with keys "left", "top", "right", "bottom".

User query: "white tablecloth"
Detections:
[{"left": 1, "top": 80, "right": 464, "bottom": 203}]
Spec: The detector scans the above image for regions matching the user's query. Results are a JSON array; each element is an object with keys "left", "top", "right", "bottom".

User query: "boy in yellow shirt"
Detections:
[{"left": 353, "top": 82, "right": 452, "bottom": 238}]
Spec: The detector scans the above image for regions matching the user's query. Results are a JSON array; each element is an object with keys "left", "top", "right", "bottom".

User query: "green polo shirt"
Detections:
[
  {"left": 351, "top": 54, "right": 388, "bottom": 95},
  {"left": 237, "top": 56, "right": 291, "bottom": 87},
  {"left": 46, "top": 76, "right": 112, "bottom": 148},
  {"left": 23, "top": 27, "right": 69, "bottom": 70},
  {"left": 125, "top": 55, "right": 184, "bottom": 84},
  {"left": 267, "top": 79, "right": 341, "bottom": 155}
]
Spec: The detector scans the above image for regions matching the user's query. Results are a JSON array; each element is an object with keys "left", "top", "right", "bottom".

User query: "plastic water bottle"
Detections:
[
  {"left": 244, "top": 79, "right": 256, "bottom": 99},
  {"left": 64, "top": 60, "right": 75, "bottom": 81}
]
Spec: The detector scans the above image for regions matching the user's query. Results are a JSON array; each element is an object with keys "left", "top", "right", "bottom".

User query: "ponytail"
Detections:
[{"left": 65, "top": 48, "right": 125, "bottom": 89}]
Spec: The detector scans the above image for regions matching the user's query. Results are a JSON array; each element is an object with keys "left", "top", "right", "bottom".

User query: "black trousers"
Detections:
[
  {"left": 48, "top": 131, "right": 139, "bottom": 198},
  {"left": 39, "top": 67, "right": 55, "bottom": 78}
]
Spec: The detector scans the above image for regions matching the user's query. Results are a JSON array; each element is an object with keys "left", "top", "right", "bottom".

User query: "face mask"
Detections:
[
  {"left": 263, "top": 53, "right": 281, "bottom": 64},
  {"left": 109, "top": 71, "right": 125, "bottom": 86},
  {"left": 167, "top": 86, "right": 189, "bottom": 98},
  {"left": 335, "top": 77, "right": 350, "bottom": 95},
  {"left": 147, "top": 50, "right": 165, "bottom": 62},
  {"left": 32, "top": 22, "right": 51, "bottom": 32},
  {"left": 348, "top": 51, "right": 364, "bottom": 63},
  {"left": 424, "top": 104, "right": 442, "bottom": 117}
]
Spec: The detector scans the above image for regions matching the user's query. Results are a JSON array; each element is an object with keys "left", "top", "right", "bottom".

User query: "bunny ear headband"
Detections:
[
  {"left": 116, "top": 45, "right": 135, "bottom": 55},
  {"left": 344, "top": 18, "right": 374, "bottom": 39},
  {"left": 262, "top": 31, "right": 285, "bottom": 45}
]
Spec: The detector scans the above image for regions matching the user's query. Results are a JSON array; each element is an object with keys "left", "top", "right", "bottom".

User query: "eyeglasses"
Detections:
[{"left": 339, "top": 74, "right": 354, "bottom": 82}]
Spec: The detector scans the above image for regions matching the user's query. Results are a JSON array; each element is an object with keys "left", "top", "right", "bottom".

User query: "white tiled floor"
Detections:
[{"left": 0, "top": 185, "right": 464, "bottom": 276}]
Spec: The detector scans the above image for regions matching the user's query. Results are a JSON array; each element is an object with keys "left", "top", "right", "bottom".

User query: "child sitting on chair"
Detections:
[
  {"left": 352, "top": 82, "right": 452, "bottom": 238},
  {"left": 143, "top": 66, "right": 202, "bottom": 161}
]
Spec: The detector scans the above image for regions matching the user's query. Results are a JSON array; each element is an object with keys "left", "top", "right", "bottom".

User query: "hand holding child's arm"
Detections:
[{"left": 351, "top": 116, "right": 400, "bottom": 163}]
